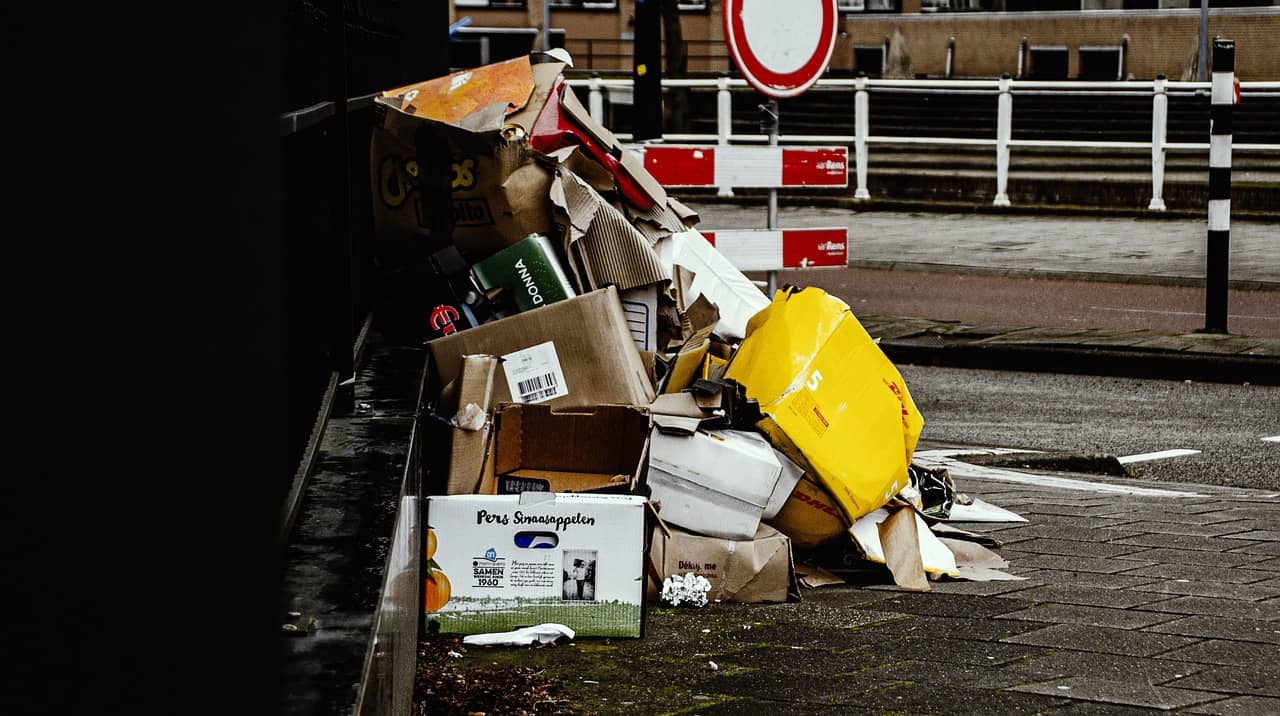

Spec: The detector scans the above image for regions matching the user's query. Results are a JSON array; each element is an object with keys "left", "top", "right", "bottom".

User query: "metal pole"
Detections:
[
  {"left": 717, "top": 75, "right": 734, "bottom": 198},
  {"left": 945, "top": 37, "right": 955, "bottom": 80},
  {"left": 1198, "top": 0, "right": 1209, "bottom": 83},
  {"left": 764, "top": 99, "right": 779, "bottom": 297},
  {"left": 588, "top": 73, "right": 604, "bottom": 125},
  {"left": 543, "top": 0, "right": 551, "bottom": 53},
  {"left": 854, "top": 73, "right": 870, "bottom": 200},
  {"left": 993, "top": 73, "right": 1012, "bottom": 207},
  {"left": 1203, "top": 38, "right": 1234, "bottom": 334},
  {"left": 1149, "top": 75, "right": 1168, "bottom": 211}
]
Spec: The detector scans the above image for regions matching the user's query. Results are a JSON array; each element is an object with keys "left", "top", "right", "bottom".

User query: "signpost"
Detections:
[{"left": 721, "top": 0, "right": 839, "bottom": 294}]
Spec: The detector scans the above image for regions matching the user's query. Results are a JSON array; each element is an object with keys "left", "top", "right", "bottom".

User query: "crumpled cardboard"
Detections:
[
  {"left": 443, "top": 355, "right": 500, "bottom": 495},
  {"left": 371, "top": 55, "right": 568, "bottom": 260},
  {"left": 726, "top": 286, "right": 924, "bottom": 526},
  {"left": 530, "top": 76, "right": 667, "bottom": 211},
  {"left": 849, "top": 505, "right": 960, "bottom": 588},
  {"left": 647, "top": 523, "right": 795, "bottom": 603},
  {"left": 549, "top": 159, "right": 669, "bottom": 293}
]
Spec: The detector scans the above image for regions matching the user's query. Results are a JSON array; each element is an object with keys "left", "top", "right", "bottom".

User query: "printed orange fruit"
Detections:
[
  {"left": 424, "top": 569, "right": 451, "bottom": 612},
  {"left": 426, "top": 528, "right": 437, "bottom": 560}
]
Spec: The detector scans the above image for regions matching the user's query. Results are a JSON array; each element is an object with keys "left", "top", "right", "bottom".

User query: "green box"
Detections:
[{"left": 471, "top": 233, "right": 576, "bottom": 313}]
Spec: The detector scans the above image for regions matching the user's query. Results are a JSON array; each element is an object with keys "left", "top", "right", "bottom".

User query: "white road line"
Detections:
[
  {"left": 1117, "top": 449, "right": 1203, "bottom": 465},
  {"left": 1264, "top": 436, "right": 1280, "bottom": 444},
  {"left": 1090, "top": 307, "right": 1280, "bottom": 321},
  {"left": 914, "top": 448, "right": 1041, "bottom": 459},
  {"left": 912, "top": 454, "right": 1206, "bottom": 498}
]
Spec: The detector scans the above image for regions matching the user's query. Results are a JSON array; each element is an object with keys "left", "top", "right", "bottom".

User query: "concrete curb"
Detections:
[
  {"left": 847, "top": 259, "right": 1280, "bottom": 292},
  {"left": 881, "top": 339, "right": 1279, "bottom": 386}
]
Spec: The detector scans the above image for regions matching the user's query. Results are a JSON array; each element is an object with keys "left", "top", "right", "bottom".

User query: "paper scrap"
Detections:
[
  {"left": 946, "top": 498, "right": 1028, "bottom": 523},
  {"left": 462, "top": 623, "right": 575, "bottom": 647}
]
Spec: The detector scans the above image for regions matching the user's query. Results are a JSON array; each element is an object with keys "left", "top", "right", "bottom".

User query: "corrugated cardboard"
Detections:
[
  {"left": 726, "top": 287, "right": 925, "bottom": 525},
  {"left": 445, "top": 355, "right": 500, "bottom": 495},
  {"left": 647, "top": 428, "right": 783, "bottom": 540},
  {"left": 478, "top": 402, "right": 651, "bottom": 495},
  {"left": 647, "top": 523, "right": 794, "bottom": 603},
  {"left": 424, "top": 492, "right": 647, "bottom": 637},
  {"left": 551, "top": 163, "right": 668, "bottom": 293},
  {"left": 427, "top": 286, "right": 656, "bottom": 409}
]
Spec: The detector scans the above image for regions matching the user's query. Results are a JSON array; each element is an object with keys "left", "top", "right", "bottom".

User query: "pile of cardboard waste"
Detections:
[{"left": 372, "top": 51, "right": 1020, "bottom": 642}]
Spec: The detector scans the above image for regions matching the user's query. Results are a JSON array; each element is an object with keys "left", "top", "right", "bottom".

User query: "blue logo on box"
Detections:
[{"left": 484, "top": 547, "right": 498, "bottom": 562}]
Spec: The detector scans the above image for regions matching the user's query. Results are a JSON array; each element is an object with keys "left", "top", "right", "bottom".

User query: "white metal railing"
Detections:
[{"left": 570, "top": 76, "right": 1280, "bottom": 209}]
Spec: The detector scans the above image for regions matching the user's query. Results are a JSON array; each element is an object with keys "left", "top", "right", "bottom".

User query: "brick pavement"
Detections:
[{"left": 460, "top": 468, "right": 1280, "bottom": 715}]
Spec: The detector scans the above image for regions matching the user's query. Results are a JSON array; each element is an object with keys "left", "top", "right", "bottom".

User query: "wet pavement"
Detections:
[{"left": 448, "top": 467, "right": 1280, "bottom": 715}]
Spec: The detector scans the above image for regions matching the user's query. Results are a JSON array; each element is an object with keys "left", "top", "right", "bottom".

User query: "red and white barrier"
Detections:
[
  {"left": 641, "top": 145, "right": 847, "bottom": 188},
  {"left": 701, "top": 228, "right": 847, "bottom": 272}
]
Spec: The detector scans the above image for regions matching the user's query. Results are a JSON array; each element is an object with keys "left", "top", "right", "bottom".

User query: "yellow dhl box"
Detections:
[{"left": 725, "top": 286, "right": 924, "bottom": 531}]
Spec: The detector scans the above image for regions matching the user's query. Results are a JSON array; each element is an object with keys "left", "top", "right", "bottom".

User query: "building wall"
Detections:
[
  {"left": 840, "top": 9, "right": 1279, "bottom": 80},
  {"left": 450, "top": 5, "right": 1280, "bottom": 80}
]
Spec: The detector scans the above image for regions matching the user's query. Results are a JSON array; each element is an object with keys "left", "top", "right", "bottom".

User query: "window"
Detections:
[
  {"left": 456, "top": 0, "right": 527, "bottom": 8},
  {"left": 548, "top": 0, "right": 618, "bottom": 8},
  {"left": 1078, "top": 45, "right": 1123, "bottom": 80},
  {"left": 839, "top": 0, "right": 901, "bottom": 11},
  {"left": 1028, "top": 46, "right": 1068, "bottom": 80}
]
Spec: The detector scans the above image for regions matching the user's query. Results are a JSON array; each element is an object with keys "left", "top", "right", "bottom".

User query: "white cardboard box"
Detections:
[
  {"left": 424, "top": 492, "right": 647, "bottom": 638},
  {"left": 646, "top": 428, "right": 783, "bottom": 540}
]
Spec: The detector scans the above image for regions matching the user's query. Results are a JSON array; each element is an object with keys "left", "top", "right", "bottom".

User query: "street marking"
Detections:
[
  {"left": 1263, "top": 436, "right": 1280, "bottom": 443},
  {"left": 913, "top": 453, "right": 1206, "bottom": 498},
  {"left": 915, "top": 448, "right": 1041, "bottom": 459},
  {"left": 1091, "top": 307, "right": 1280, "bottom": 321},
  {"left": 1117, "top": 449, "right": 1203, "bottom": 464}
]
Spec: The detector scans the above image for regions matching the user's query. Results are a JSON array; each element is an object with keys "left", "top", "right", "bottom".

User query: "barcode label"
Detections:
[
  {"left": 501, "top": 341, "right": 569, "bottom": 404},
  {"left": 517, "top": 373, "right": 559, "bottom": 402}
]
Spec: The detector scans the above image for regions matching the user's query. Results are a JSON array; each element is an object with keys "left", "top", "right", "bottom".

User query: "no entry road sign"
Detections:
[
  {"left": 640, "top": 145, "right": 848, "bottom": 188},
  {"left": 723, "top": 0, "right": 838, "bottom": 99}
]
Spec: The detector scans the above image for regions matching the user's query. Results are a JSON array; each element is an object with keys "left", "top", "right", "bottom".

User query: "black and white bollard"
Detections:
[{"left": 1204, "top": 38, "right": 1234, "bottom": 334}]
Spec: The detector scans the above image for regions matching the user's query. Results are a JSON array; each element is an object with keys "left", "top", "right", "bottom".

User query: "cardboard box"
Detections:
[
  {"left": 427, "top": 286, "right": 656, "bottom": 409},
  {"left": 442, "top": 355, "right": 500, "bottom": 495},
  {"left": 646, "top": 428, "right": 783, "bottom": 540},
  {"left": 424, "top": 492, "right": 648, "bottom": 638},
  {"left": 471, "top": 232, "right": 576, "bottom": 313},
  {"left": 726, "top": 287, "right": 924, "bottom": 525},
  {"left": 765, "top": 475, "right": 848, "bottom": 549},
  {"left": 647, "top": 523, "right": 794, "bottom": 603},
  {"left": 371, "top": 55, "right": 565, "bottom": 260},
  {"left": 479, "top": 403, "right": 651, "bottom": 495}
]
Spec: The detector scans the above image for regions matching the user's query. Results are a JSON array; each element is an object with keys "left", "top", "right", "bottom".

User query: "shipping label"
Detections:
[{"left": 502, "top": 341, "right": 569, "bottom": 404}]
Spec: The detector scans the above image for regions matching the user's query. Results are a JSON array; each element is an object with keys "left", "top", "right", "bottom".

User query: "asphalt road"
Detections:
[
  {"left": 900, "top": 364, "right": 1280, "bottom": 492},
  {"left": 766, "top": 266, "right": 1280, "bottom": 338}
]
